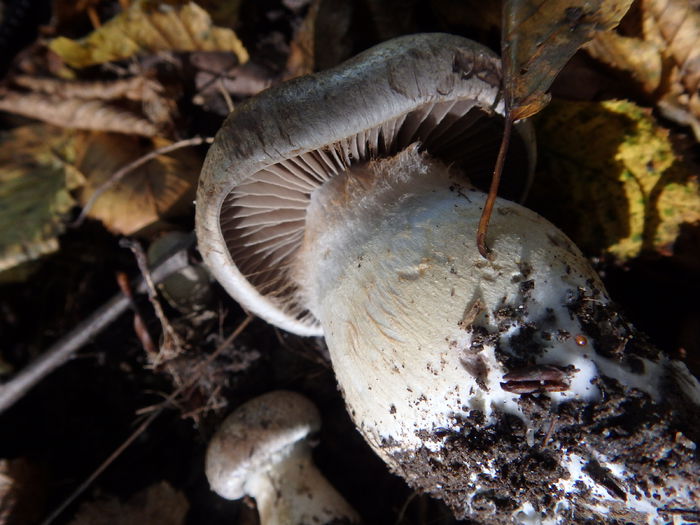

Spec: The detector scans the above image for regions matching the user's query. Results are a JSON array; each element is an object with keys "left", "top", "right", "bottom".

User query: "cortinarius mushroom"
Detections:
[
  {"left": 197, "top": 34, "right": 700, "bottom": 524},
  {"left": 205, "top": 390, "right": 360, "bottom": 525}
]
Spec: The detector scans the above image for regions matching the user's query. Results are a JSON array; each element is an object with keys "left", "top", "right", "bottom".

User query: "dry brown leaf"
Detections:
[
  {"left": 0, "top": 458, "right": 46, "bottom": 525},
  {"left": 586, "top": 0, "right": 700, "bottom": 139},
  {"left": 0, "top": 92, "right": 159, "bottom": 136},
  {"left": 49, "top": 0, "right": 249, "bottom": 69},
  {"left": 503, "top": 0, "right": 634, "bottom": 120},
  {"left": 12, "top": 75, "right": 164, "bottom": 102},
  {"left": 68, "top": 482, "right": 188, "bottom": 525},
  {"left": 477, "top": 0, "right": 633, "bottom": 257},
  {"left": 284, "top": 0, "right": 321, "bottom": 79},
  {"left": 75, "top": 133, "right": 201, "bottom": 235},
  {"left": 312, "top": 0, "right": 356, "bottom": 70},
  {"left": 585, "top": 31, "right": 663, "bottom": 94},
  {"left": 644, "top": 0, "right": 700, "bottom": 95}
]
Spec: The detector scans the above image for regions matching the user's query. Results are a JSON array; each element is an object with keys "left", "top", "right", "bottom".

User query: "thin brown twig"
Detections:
[
  {"left": 217, "top": 76, "right": 235, "bottom": 113},
  {"left": 476, "top": 115, "right": 513, "bottom": 259},
  {"left": 116, "top": 270, "right": 158, "bottom": 355},
  {"left": 0, "top": 234, "right": 194, "bottom": 415},
  {"left": 40, "top": 313, "right": 254, "bottom": 525},
  {"left": 71, "top": 136, "right": 214, "bottom": 228},
  {"left": 120, "top": 239, "right": 186, "bottom": 359},
  {"left": 541, "top": 414, "right": 557, "bottom": 448}
]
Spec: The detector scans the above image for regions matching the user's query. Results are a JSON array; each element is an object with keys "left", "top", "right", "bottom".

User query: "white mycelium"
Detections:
[{"left": 294, "top": 147, "right": 699, "bottom": 524}]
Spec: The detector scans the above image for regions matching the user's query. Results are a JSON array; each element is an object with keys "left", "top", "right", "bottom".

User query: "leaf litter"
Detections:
[
  {"left": 477, "top": 0, "right": 635, "bottom": 257},
  {"left": 1, "top": 1, "right": 699, "bottom": 524}
]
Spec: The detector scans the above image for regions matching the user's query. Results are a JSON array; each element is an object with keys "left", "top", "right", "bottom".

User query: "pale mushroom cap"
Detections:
[
  {"left": 205, "top": 390, "right": 321, "bottom": 500},
  {"left": 196, "top": 33, "right": 535, "bottom": 336}
]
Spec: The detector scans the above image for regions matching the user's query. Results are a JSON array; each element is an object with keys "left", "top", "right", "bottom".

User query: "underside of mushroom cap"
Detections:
[{"left": 197, "top": 33, "right": 536, "bottom": 335}]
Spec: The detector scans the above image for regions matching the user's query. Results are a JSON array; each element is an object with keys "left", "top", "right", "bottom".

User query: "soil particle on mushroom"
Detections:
[{"left": 388, "top": 371, "right": 699, "bottom": 524}]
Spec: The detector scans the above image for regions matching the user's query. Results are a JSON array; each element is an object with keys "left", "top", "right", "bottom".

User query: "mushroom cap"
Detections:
[
  {"left": 196, "top": 33, "right": 535, "bottom": 336},
  {"left": 205, "top": 390, "right": 321, "bottom": 500}
]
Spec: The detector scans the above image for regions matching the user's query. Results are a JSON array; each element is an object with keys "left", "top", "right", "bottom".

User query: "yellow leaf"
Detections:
[
  {"left": 529, "top": 99, "right": 700, "bottom": 261},
  {"left": 49, "top": 1, "right": 248, "bottom": 69},
  {"left": 75, "top": 132, "right": 201, "bottom": 235},
  {"left": 0, "top": 125, "right": 81, "bottom": 280}
]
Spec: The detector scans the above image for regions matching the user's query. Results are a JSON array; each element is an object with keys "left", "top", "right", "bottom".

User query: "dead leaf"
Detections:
[
  {"left": 529, "top": 99, "right": 700, "bottom": 261},
  {"left": 477, "top": 0, "right": 634, "bottom": 257},
  {"left": 196, "top": 0, "right": 244, "bottom": 27},
  {"left": 68, "top": 482, "right": 188, "bottom": 525},
  {"left": 12, "top": 75, "right": 164, "bottom": 102},
  {"left": 586, "top": 0, "right": 700, "bottom": 140},
  {"left": 0, "top": 458, "right": 47, "bottom": 525},
  {"left": 0, "top": 92, "right": 160, "bottom": 136},
  {"left": 503, "top": 0, "right": 634, "bottom": 120},
  {"left": 75, "top": 133, "right": 201, "bottom": 235},
  {"left": 49, "top": 0, "right": 249, "bottom": 69},
  {"left": 585, "top": 31, "right": 663, "bottom": 94},
  {"left": 644, "top": 0, "right": 700, "bottom": 96},
  {"left": 0, "top": 125, "right": 82, "bottom": 280},
  {"left": 284, "top": 0, "right": 320, "bottom": 79}
]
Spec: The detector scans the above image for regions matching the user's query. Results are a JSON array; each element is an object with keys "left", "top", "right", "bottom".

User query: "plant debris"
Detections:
[
  {"left": 48, "top": 0, "right": 248, "bottom": 69},
  {"left": 1, "top": 1, "right": 699, "bottom": 524}
]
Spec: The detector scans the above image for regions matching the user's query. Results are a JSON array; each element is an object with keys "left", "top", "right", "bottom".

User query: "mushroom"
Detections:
[
  {"left": 205, "top": 390, "right": 360, "bottom": 525},
  {"left": 197, "top": 34, "right": 700, "bottom": 524}
]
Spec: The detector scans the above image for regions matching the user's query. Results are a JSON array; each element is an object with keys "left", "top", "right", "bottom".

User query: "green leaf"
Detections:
[{"left": 0, "top": 125, "right": 82, "bottom": 280}]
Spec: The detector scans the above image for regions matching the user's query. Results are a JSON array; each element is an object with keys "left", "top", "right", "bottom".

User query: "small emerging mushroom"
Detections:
[
  {"left": 197, "top": 34, "right": 700, "bottom": 524},
  {"left": 205, "top": 390, "right": 360, "bottom": 525}
]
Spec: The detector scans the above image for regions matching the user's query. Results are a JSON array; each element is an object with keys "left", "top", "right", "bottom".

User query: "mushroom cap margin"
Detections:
[{"left": 196, "top": 33, "right": 531, "bottom": 336}]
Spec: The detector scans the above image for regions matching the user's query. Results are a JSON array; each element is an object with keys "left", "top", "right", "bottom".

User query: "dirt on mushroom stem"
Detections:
[{"left": 292, "top": 147, "right": 700, "bottom": 524}]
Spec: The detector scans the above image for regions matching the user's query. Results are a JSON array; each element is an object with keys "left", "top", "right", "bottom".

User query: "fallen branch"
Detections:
[
  {"left": 40, "top": 313, "right": 254, "bottom": 525},
  {"left": 0, "top": 233, "right": 195, "bottom": 415}
]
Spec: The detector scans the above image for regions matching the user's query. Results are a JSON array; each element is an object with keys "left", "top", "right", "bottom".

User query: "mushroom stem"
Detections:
[
  {"left": 245, "top": 441, "right": 357, "bottom": 525},
  {"left": 294, "top": 147, "right": 700, "bottom": 523}
]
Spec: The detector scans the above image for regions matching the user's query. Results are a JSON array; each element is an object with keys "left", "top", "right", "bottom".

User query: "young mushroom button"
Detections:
[
  {"left": 197, "top": 34, "right": 700, "bottom": 524},
  {"left": 205, "top": 390, "right": 360, "bottom": 525}
]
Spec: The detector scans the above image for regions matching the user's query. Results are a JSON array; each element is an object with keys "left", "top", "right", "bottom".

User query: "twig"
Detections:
[
  {"left": 71, "top": 136, "right": 214, "bottom": 228},
  {"left": 476, "top": 115, "right": 513, "bottom": 259},
  {"left": 120, "top": 239, "right": 186, "bottom": 359},
  {"left": 40, "top": 313, "right": 254, "bottom": 525},
  {"left": 0, "top": 234, "right": 195, "bottom": 415},
  {"left": 541, "top": 414, "right": 557, "bottom": 448},
  {"left": 217, "top": 76, "right": 235, "bottom": 113},
  {"left": 116, "top": 271, "right": 158, "bottom": 356}
]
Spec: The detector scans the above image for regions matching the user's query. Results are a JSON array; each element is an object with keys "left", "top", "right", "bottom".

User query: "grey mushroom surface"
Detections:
[
  {"left": 197, "top": 33, "right": 700, "bottom": 525},
  {"left": 197, "top": 32, "right": 535, "bottom": 336}
]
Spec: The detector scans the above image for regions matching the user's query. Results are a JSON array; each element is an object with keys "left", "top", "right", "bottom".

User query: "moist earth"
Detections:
[{"left": 389, "top": 375, "right": 698, "bottom": 524}]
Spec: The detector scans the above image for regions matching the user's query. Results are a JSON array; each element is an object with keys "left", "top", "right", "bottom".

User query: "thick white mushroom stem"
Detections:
[
  {"left": 241, "top": 441, "right": 357, "bottom": 525},
  {"left": 205, "top": 391, "right": 360, "bottom": 525},
  {"left": 294, "top": 147, "right": 700, "bottom": 525}
]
